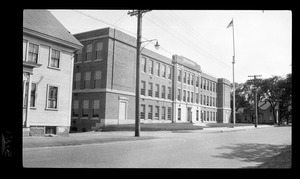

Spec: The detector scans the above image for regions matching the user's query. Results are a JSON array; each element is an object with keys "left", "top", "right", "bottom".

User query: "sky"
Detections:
[{"left": 49, "top": 10, "right": 292, "bottom": 83}]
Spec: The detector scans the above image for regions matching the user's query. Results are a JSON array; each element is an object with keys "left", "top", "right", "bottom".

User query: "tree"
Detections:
[{"left": 278, "top": 73, "right": 292, "bottom": 124}]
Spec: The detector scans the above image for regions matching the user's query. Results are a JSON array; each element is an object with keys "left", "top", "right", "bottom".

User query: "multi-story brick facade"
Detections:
[
  {"left": 71, "top": 27, "right": 231, "bottom": 132},
  {"left": 23, "top": 10, "right": 83, "bottom": 136}
]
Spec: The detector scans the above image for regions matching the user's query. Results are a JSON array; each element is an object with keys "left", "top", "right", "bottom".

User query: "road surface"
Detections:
[{"left": 23, "top": 126, "right": 291, "bottom": 168}]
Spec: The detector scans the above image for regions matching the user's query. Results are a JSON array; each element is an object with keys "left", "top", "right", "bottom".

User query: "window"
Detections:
[
  {"left": 72, "top": 100, "right": 79, "bottom": 117},
  {"left": 203, "top": 95, "right": 206, "bottom": 105},
  {"left": 213, "top": 97, "right": 215, "bottom": 106},
  {"left": 196, "top": 110, "right": 199, "bottom": 121},
  {"left": 92, "top": 100, "right": 100, "bottom": 118},
  {"left": 204, "top": 110, "right": 206, "bottom": 121},
  {"left": 155, "top": 84, "right": 159, "bottom": 98},
  {"left": 167, "top": 87, "right": 171, "bottom": 100},
  {"left": 196, "top": 76, "right": 199, "bottom": 87},
  {"left": 23, "top": 81, "right": 28, "bottom": 107},
  {"left": 187, "top": 73, "right": 190, "bottom": 85},
  {"left": 162, "top": 106, "right": 166, "bottom": 120},
  {"left": 210, "top": 97, "right": 212, "bottom": 106},
  {"left": 196, "top": 93, "right": 199, "bottom": 104},
  {"left": 187, "top": 91, "right": 190, "bottom": 102},
  {"left": 210, "top": 111, "right": 212, "bottom": 121},
  {"left": 84, "top": 72, "right": 91, "bottom": 89},
  {"left": 213, "top": 112, "right": 215, "bottom": 121},
  {"left": 47, "top": 85, "right": 58, "bottom": 109},
  {"left": 204, "top": 79, "right": 206, "bottom": 89},
  {"left": 140, "top": 104, "right": 145, "bottom": 119},
  {"left": 82, "top": 100, "right": 89, "bottom": 118},
  {"left": 28, "top": 43, "right": 39, "bottom": 63},
  {"left": 177, "top": 89, "right": 181, "bottom": 101},
  {"left": 148, "top": 105, "right": 153, "bottom": 120},
  {"left": 30, "top": 83, "right": 37, "bottom": 107},
  {"left": 207, "top": 111, "right": 209, "bottom": 121},
  {"left": 183, "top": 72, "right": 187, "bottom": 83},
  {"left": 161, "top": 85, "right": 166, "bottom": 99},
  {"left": 148, "top": 82, "right": 153, "bottom": 97},
  {"left": 183, "top": 90, "right": 186, "bottom": 102},
  {"left": 141, "top": 57, "right": 146, "bottom": 73},
  {"left": 86, "top": 44, "right": 92, "bottom": 61},
  {"left": 178, "top": 69, "right": 182, "bottom": 82},
  {"left": 191, "top": 92, "right": 194, "bottom": 103},
  {"left": 155, "top": 62, "right": 160, "bottom": 76},
  {"left": 207, "top": 80, "right": 210, "bottom": 91},
  {"left": 168, "top": 66, "right": 172, "bottom": 80},
  {"left": 141, "top": 81, "right": 146, "bottom": 95},
  {"left": 207, "top": 96, "right": 209, "bottom": 106},
  {"left": 213, "top": 83, "right": 215, "bottom": 92},
  {"left": 155, "top": 106, "right": 159, "bottom": 120},
  {"left": 96, "top": 42, "right": 103, "bottom": 60},
  {"left": 50, "top": 49, "right": 60, "bottom": 68},
  {"left": 74, "top": 49, "right": 82, "bottom": 63},
  {"left": 200, "top": 94, "right": 202, "bottom": 105},
  {"left": 178, "top": 108, "right": 181, "bottom": 121},
  {"left": 74, "top": 72, "right": 81, "bottom": 89},
  {"left": 167, "top": 107, "right": 171, "bottom": 120},
  {"left": 210, "top": 81, "right": 212, "bottom": 91},
  {"left": 149, "top": 60, "right": 154, "bottom": 74},
  {"left": 191, "top": 75, "right": 194, "bottom": 86},
  {"left": 94, "top": 71, "right": 101, "bottom": 88},
  {"left": 162, "top": 64, "right": 166, "bottom": 78},
  {"left": 23, "top": 40, "right": 27, "bottom": 61}
]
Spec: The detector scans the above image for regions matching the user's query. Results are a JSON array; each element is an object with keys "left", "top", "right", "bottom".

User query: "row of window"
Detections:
[
  {"left": 74, "top": 71, "right": 102, "bottom": 89},
  {"left": 177, "top": 108, "right": 217, "bottom": 122},
  {"left": 177, "top": 90, "right": 217, "bottom": 107},
  {"left": 140, "top": 105, "right": 172, "bottom": 120},
  {"left": 74, "top": 42, "right": 104, "bottom": 63},
  {"left": 72, "top": 99, "right": 100, "bottom": 118},
  {"left": 177, "top": 69, "right": 217, "bottom": 92},
  {"left": 23, "top": 82, "right": 58, "bottom": 110},
  {"left": 141, "top": 81, "right": 172, "bottom": 100},
  {"left": 141, "top": 57, "right": 172, "bottom": 80},
  {"left": 23, "top": 39, "right": 61, "bottom": 69}
]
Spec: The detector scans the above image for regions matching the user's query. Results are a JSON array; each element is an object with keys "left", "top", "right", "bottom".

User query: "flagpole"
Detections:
[{"left": 232, "top": 18, "right": 236, "bottom": 126}]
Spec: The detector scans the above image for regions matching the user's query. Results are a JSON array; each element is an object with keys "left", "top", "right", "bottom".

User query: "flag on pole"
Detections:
[{"left": 227, "top": 19, "right": 233, "bottom": 28}]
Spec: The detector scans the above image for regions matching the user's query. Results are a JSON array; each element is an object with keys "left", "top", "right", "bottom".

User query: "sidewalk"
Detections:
[{"left": 23, "top": 124, "right": 276, "bottom": 149}]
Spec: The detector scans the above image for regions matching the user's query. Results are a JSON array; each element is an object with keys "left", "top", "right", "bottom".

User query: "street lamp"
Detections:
[{"left": 141, "top": 39, "right": 160, "bottom": 51}]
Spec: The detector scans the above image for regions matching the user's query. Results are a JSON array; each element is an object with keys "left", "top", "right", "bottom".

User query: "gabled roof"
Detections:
[{"left": 23, "top": 10, "right": 83, "bottom": 49}]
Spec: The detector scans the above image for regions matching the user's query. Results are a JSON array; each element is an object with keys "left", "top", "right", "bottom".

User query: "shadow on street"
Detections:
[{"left": 212, "top": 143, "right": 288, "bottom": 163}]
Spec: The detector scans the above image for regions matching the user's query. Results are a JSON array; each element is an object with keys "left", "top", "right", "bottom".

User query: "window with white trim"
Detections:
[
  {"left": 140, "top": 104, "right": 145, "bottom": 119},
  {"left": 149, "top": 60, "right": 154, "bottom": 74},
  {"left": 28, "top": 43, "right": 39, "bottom": 63},
  {"left": 50, "top": 49, "right": 60, "bottom": 68},
  {"left": 148, "top": 105, "right": 153, "bottom": 120},
  {"left": 161, "top": 85, "right": 166, "bottom": 99},
  {"left": 162, "top": 106, "right": 166, "bottom": 120},
  {"left": 30, "top": 83, "right": 37, "bottom": 107},
  {"left": 47, "top": 85, "right": 58, "bottom": 109},
  {"left": 162, "top": 64, "right": 166, "bottom": 78},
  {"left": 155, "top": 106, "right": 159, "bottom": 120},
  {"left": 141, "top": 81, "right": 146, "bottom": 96}
]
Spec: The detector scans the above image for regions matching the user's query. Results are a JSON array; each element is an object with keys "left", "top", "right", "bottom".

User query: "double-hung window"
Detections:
[
  {"left": 30, "top": 83, "right": 37, "bottom": 107},
  {"left": 82, "top": 100, "right": 89, "bottom": 118},
  {"left": 96, "top": 42, "right": 103, "bottom": 60},
  {"left": 74, "top": 72, "right": 81, "bottom": 89},
  {"left": 47, "top": 85, "right": 58, "bottom": 109},
  {"left": 141, "top": 81, "right": 146, "bottom": 96},
  {"left": 155, "top": 62, "right": 160, "bottom": 76},
  {"left": 178, "top": 69, "right": 182, "bottom": 82},
  {"left": 155, "top": 106, "right": 159, "bottom": 120},
  {"left": 141, "top": 57, "right": 146, "bottom": 73},
  {"left": 92, "top": 100, "right": 100, "bottom": 118},
  {"left": 86, "top": 44, "right": 92, "bottom": 62},
  {"left": 50, "top": 49, "right": 60, "bottom": 68},
  {"left": 84, "top": 72, "right": 91, "bottom": 89},
  {"left": 94, "top": 71, "right": 101, "bottom": 88},
  {"left": 140, "top": 104, "right": 145, "bottom": 119},
  {"left": 168, "top": 66, "right": 172, "bottom": 80},
  {"left": 148, "top": 105, "right": 153, "bottom": 120},
  {"left": 161, "top": 107, "right": 166, "bottom": 120},
  {"left": 177, "top": 89, "right": 181, "bottom": 101},
  {"left": 155, "top": 84, "right": 159, "bottom": 98},
  {"left": 28, "top": 43, "right": 39, "bottom": 63},
  {"left": 148, "top": 82, "right": 153, "bottom": 97},
  {"left": 167, "top": 87, "right": 171, "bottom": 100},
  {"left": 72, "top": 100, "right": 79, "bottom": 117},
  {"left": 74, "top": 49, "right": 82, "bottom": 63},
  {"left": 161, "top": 85, "right": 166, "bottom": 99},
  {"left": 162, "top": 64, "right": 166, "bottom": 78},
  {"left": 149, "top": 60, "right": 154, "bottom": 74}
]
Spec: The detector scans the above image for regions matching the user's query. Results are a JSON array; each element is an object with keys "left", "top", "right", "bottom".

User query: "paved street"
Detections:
[{"left": 23, "top": 126, "right": 291, "bottom": 168}]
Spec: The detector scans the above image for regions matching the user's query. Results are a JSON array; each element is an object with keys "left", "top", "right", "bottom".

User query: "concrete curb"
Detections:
[{"left": 202, "top": 125, "right": 275, "bottom": 132}]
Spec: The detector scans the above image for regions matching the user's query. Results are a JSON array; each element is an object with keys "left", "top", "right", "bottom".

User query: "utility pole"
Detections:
[
  {"left": 128, "top": 10, "right": 151, "bottom": 137},
  {"left": 248, "top": 75, "right": 262, "bottom": 128}
]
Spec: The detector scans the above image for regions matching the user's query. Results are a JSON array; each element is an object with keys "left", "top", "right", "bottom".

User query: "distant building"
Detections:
[
  {"left": 237, "top": 100, "right": 278, "bottom": 124},
  {"left": 23, "top": 10, "right": 83, "bottom": 136},
  {"left": 70, "top": 27, "right": 231, "bottom": 132}
]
